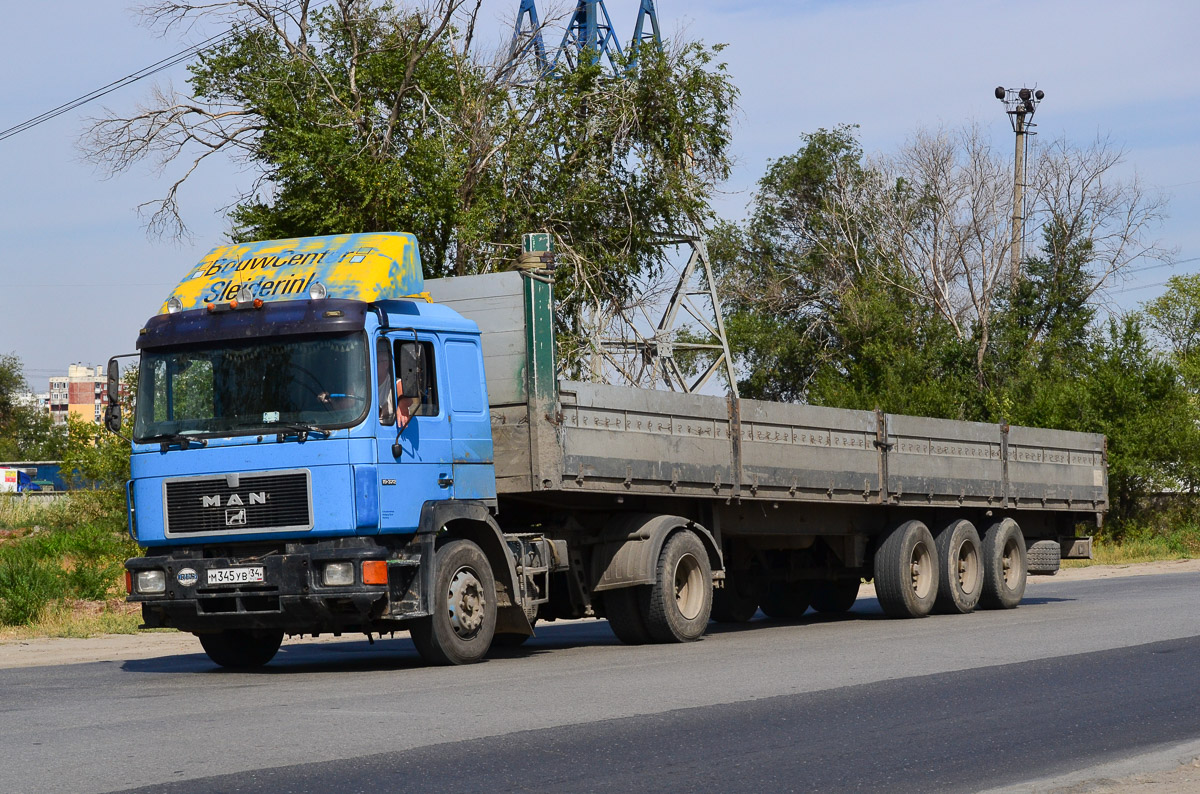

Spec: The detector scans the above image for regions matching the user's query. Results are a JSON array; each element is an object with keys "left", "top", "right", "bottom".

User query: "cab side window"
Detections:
[
  {"left": 394, "top": 340, "right": 438, "bottom": 417},
  {"left": 376, "top": 338, "right": 396, "bottom": 426}
]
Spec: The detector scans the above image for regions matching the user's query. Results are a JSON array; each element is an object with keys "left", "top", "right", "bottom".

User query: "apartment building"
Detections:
[{"left": 48, "top": 364, "right": 116, "bottom": 425}]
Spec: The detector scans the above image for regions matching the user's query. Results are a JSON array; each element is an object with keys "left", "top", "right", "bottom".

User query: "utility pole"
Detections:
[{"left": 995, "top": 85, "right": 1044, "bottom": 286}]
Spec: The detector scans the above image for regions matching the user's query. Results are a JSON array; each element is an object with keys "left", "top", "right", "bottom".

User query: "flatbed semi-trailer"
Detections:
[{"left": 116, "top": 233, "right": 1101, "bottom": 667}]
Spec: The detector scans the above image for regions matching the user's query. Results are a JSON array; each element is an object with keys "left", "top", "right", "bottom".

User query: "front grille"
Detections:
[{"left": 164, "top": 470, "right": 312, "bottom": 535}]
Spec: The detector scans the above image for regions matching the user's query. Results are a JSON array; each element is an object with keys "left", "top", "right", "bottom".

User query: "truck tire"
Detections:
[
  {"left": 198, "top": 628, "right": 284, "bottom": 669},
  {"left": 1026, "top": 539, "right": 1061, "bottom": 575},
  {"left": 606, "top": 586, "right": 652, "bottom": 645},
  {"left": 643, "top": 531, "right": 713, "bottom": 642},
  {"left": 980, "top": 519, "right": 1027, "bottom": 609},
  {"left": 492, "top": 618, "right": 536, "bottom": 648},
  {"left": 810, "top": 579, "right": 860, "bottom": 614},
  {"left": 874, "top": 520, "right": 938, "bottom": 618},
  {"left": 711, "top": 579, "right": 758, "bottom": 623},
  {"left": 933, "top": 519, "right": 983, "bottom": 615},
  {"left": 760, "top": 582, "right": 812, "bottom": 621},
  {"left": 410, "top": 539, "right": 497, "bottom": 665}
]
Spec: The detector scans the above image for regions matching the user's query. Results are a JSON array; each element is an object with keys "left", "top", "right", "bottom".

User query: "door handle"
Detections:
[{"left": 438, "top": 475, "right": 454, "bottom": 488}]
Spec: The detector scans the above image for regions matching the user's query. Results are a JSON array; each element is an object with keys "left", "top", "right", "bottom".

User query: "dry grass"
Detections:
[
  {"left": 0, "top": 598, "right": 145, "bottom": 641},
  {"left": 1063, "top": 536, "right": 1196, "bottom": 568}
]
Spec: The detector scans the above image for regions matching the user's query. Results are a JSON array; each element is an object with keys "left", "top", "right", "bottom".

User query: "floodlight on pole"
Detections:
[{"left": 995, "top": 85, "right": 1045, "bottom": 285}]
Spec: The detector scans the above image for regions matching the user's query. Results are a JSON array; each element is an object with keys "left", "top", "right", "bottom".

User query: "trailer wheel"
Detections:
[
  {"left": 874, "top": 520, "right": 938, "bottom": 618},
  {"left": 980, "top": 519, "right": 1027, "bottom": 610},
  {"left": 760, "top": 582, "right": 812, "bottom": 621},
  {"left": 810, "top": 580, "right": 860, "bottom": 614},
  {"left": 605, "top": 587, "right": 652, "bottom": 645},
  {"left": 410, "top": 539, "right": 497, "bottom": 665},
  {"left": 933, "top": 519, "right": 983, "bottom": 615},
  {"left": 198, "top": 628, "right": 284, "bottom": 669},
  {"left": 643, "top": 531, "right": 712, "bottom": 642},
  {"left": 711, "top": 583, "right": 758, "bottom": 623}
]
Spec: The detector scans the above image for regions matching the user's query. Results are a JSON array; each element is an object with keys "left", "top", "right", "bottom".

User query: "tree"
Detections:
[
  {"left": 83, "top": 1, "right": 736, "bottom": 368},
  {"left": 0, "top": 354, "right": 65, "bottom": 462},
  {"left": 708, "top": 126, "right": 875, "bottom": 402},
  {"left": 714, "top": 124, "right": 1170, "bottom": 411},
  {"left": 1145, "top": 273, "right": 1200, "bottom": 392},
  {"left": 1075, "top": 317, "right": 1200, "bottom": 519}
]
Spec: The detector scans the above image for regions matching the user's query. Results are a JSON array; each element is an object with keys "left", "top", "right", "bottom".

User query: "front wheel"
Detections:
[
  {"left": 410, "top": 539, "right": 497, "bottom": 665},
  {"left": 198, "top": 628, "right": 284, "bottom": 669}
]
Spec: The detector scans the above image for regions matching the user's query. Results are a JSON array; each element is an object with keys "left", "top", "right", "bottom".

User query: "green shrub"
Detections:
[
  {"left": 0, "top": 546, "right": 62, "bottom": 625},
  {"left": 65, "top": 561, "right": 120, "bottom": 601}
]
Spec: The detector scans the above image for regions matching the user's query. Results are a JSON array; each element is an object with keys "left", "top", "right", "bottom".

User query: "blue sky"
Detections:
[{"left": 2, "top": 0, "right": 1197, "bottom": 386}]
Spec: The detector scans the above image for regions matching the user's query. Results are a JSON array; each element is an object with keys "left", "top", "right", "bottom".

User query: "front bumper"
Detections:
[{"left": 126, "top": 536, "right": 432, "bottom": 634}]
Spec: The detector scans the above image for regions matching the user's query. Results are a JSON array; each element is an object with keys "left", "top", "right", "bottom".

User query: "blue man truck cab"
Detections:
[
  {"left": 117, "top": 233, "right": 543, "bottom": 667},
  {"left": 115, "top": 232, "right": 1102, "bottom": 669}
]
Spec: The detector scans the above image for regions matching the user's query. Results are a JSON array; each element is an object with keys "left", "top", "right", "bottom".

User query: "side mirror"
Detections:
[
  {"left": 397, "top": 342, "right": 426, "bottom": 399},
  {"left": 107, "top": 357, "right": 121, "bottom": 403},
  {"left": 105, "top": 358, "right": 122, "bottom": 432}
]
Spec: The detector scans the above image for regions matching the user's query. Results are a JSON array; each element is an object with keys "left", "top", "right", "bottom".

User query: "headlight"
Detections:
[
  {"left": 323, "top": 562, "right": 354, "bottom": 586},
  {"left": 136, "top": 570, "right": 166, "bottom": 594}
]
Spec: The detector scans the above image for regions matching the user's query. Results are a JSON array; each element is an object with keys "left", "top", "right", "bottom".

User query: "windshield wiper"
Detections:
[
  {"left": 275, "top": 423, "right": 330, "bottom": 442},
  {"left": 142, "top": 433, "right": 209, "bottom": 451}
]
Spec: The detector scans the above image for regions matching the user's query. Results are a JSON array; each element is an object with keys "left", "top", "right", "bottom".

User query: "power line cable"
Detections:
[
  {"left": 1112, "top": 279, "right": 1175, "bottom": 295},
  {"left": 0, "top": 29, "right": 232, "bottom": 143},
  {"left": 1124, "top": 255, "right": 1200, "bottom": 276},
  {"left": 0, "top": 1, "right": 318, "bottom": 143}
]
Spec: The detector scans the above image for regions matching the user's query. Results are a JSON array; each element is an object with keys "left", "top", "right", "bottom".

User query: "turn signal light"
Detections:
[
  {"left": 125, "top": 571, "right": 132, "bottom": 594},
  {"left": 361, "top": 560, "right": 388, "bottom": 586}
]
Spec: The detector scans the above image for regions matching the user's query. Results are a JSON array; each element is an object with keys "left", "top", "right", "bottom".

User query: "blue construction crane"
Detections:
[
  {"left": 556, "top": 0, "right": 624, "bottom": 72},
  {"left": 631, "top": 0, "right": 662, "bottom": 62},
  {"left": 509, "top": 0, "right": 548, "bottom": 74},
  {"left": 507, "top": 1, "right": 662, "bottom": 77}
]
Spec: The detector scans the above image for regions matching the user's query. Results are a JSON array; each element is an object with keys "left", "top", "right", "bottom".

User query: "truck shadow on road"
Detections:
[{"left": 120, "top": 594, "right": 1074, "bottom": 674}]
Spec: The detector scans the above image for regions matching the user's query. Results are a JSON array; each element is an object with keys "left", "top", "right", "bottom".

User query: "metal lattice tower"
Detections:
[
  {"left": 508, "top": 0, "right": 548, "bottom": 76},
  {"left": 589, "top": 235, "right": 739, "bottom": 397},
  {"left": 556, "top": 1, "right": 624, "bottom": 72},
  {"left": 631, "top": 0, "right": 662, "bottom": 61},
  {"left": 508, "top": 1, "right": 663, "bottom": 76}
]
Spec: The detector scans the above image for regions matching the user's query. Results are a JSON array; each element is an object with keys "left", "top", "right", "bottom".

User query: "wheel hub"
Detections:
[
  {"left": 1001, "top": 538, "right": 1019, "bottom": 588},
  {"left": 674, "top": 552, "right": 705, "bottom": 621},
  {"left": 447, "top": 566, "right": 486, "bottom": 638},
  {"left": 956, "top": 541, "right": 981, "bottom": 595},
  {"left": 909, "top": 543, "right": 933, "bottom": 599}
]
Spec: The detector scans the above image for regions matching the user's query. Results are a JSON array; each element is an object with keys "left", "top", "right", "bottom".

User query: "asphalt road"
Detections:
[{"left": 5, "top": 572, "right": 1200, "bottom": 793}]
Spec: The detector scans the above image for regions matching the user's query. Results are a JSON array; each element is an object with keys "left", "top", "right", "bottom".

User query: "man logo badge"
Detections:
[
  {"left": 177, "top": 568, "right": 198, "bottom": 587},
  {"left": 225, "top": 508, "right": 247, "bottom": 527}
]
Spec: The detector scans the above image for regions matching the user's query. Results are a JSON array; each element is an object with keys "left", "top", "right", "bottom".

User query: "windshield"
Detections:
[{"left": 134, "top": 331, "right": 370, "bottom": 441}]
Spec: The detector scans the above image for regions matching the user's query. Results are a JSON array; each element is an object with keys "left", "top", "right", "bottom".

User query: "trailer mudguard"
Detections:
[{"left": 590, "top": 513, "right": 723, "bottom": 592}]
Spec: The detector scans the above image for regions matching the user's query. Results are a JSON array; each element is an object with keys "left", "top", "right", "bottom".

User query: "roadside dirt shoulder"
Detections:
[{"left": 2, "top": 558, "right": 1197, "bottom": 670}]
